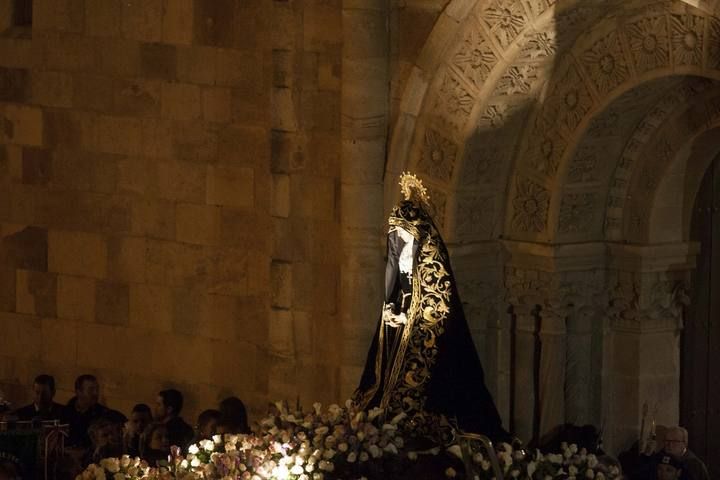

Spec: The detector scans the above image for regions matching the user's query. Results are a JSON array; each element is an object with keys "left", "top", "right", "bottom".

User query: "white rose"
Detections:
[
  {"left": 407, "top": 452, "right": 418, "bottom": 461},
  {"left": 359, "top": 452, "right": 369, "bottom": 462},
  {"left": 212, "top": 434, "right": 222, "bottom": 444},
  {"left": 445, "top": 467, "right": 457, "bottom": 478},
  {"left": 383, "top": 443, "right": 398, "bottom": 455},
  {"left": 188, "top": 444, "right": 199, "bottom": 455},
  {"left": 587, "top": 454, "right": 599, "bottom": 469},
  {"left": 338, "top": 442, "right": 348, "bottom": 452},
  {"left": 368, "top": 407, "right": 384, "bottom": 421},
  {"left": 368, "top": 445, "right": 382, "bottom": 459},
  {"left": 291, "top": 465, "right": 304, "bottom": 475},
  {"left": 586, "top": 469, "right": 595, "bottom": 478},
  {"left": 346, "top": 452, "right": 357, "bottom": 463},
  {"left": 569, "top": 465, "right": 579, "bottom": 475},
  {"left": 313, "top": 402, "right": 322, "bottom": 415},
  {"left": 100, "top": 458, "right": 120, "bottom": 474},
  {"left": 190, "top": 458, "right": 201, "bottom": 467},
  {"left": 570, "top": 444, "right": 578, "bottom": 454}
]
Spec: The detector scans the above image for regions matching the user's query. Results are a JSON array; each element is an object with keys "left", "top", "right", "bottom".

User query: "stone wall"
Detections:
[{"left": 0, "top": 0, "right": 342, "bottom": 423}]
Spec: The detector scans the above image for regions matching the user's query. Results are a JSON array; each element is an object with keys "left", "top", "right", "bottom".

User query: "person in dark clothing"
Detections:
[
  {"left": 218, "top": 397, "right": 250, "bottom": 434},
  {"left": 141, "top": 422, "right": 170, "bottom": 467},
  {"left": 82, "top": 416, "right": 124, "bottom": 468},
  {"left": 195, "top": 409, "right": 221, "bottom": 441},
  {"left": 124, "top": 403, "right": 152, "bottom": 457},
  {"left": 662, "top": 427, "right": 709, "bottom": 480},
  {"left": 655, "top": 452, "right": 684, "bottom": 480},
  {"left": 154, "top": 389, "right": 194, "bottom": 452},
  {"left": 64, "top": 374, "right": 109, "bottom": 448},
  {"left": 11, "top": 374, "right": 64, "bottom": 421}
]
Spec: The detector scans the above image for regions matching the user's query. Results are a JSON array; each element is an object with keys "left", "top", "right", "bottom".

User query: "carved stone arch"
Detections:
[
  {"left": 516, "top": 2, "right": 720, "bottom": 243},
  {"left": 636, "top": 101, "right": 720, "bottom": 243}
]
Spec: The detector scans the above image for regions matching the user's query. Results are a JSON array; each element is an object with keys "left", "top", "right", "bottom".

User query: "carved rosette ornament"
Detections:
[
  {"left": 451, "top": 26, "right": 498, "bottom": 90},
  {"left": 580, "top": 31, "right": 631, "bottom": 96},
  {"left": 479, "top": 0, "right": 529, "bottom": 49},
  {"left": 558, "top": 192, "right": 596, "bottom": 234},
  {"left": 670, "top": 14, "right": 704, "bottom": 66},
  {"left": 419, "top": 129, "right": 457, "bottom": 183},
  {"left": 626, "top": 16, "right": 670, "bottom": 73},
  {"left": 512, "top": 177, "right": 550, "bottom": 232}
]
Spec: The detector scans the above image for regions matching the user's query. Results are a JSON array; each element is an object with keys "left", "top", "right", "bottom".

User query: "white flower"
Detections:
[
  {"left": 313, "top": 402, "right": 322, "bottom": 415},
  {"left": 383, "top": 443, "right": 398, "bottom": 455},
  {"left": 445, "top": 467, "right": 457, "bottom": 478},
  {"left": 180, "top": 460, "right": 189, "bottom": 469},
  {"left": 446, "top": 444, "right": 462, "bottom": 459},
  {"left": 100, "top": 458, "right": 120, "bottom": 474},
  {"left": 338, "top": 442, "right": 348, "bottom": 452},
  {"left": 347, "top": 452, "right": 357, "bottom": 463},
  {"left": 595, "top": 473, "right": 605, "bottom": 480},
  {"left": 188, "top": 444, "right": 199, "bottom": 455},
  {"left": 93, "top": 469, "right": 106, "bottom": 480},
  {"left": 113, "top": 474, "right": 124, "bottom": 480},
  {"left": 120, "top": 456, "right": 130, "bottom": 468},
  {"left": 200, "top": 439, "right": 215, "bottom": 452},
  {"left": 587, "top": 454, "right": 599, "bottom": 469},
  {"left": 368, "top": 445, "right": 382, "bottom": 459},
  {"left": 586, "top": 469, "right": 595, "bottom": 478},
  {"left": 212, "top": 434, "right": 222, "bottom": 444},
  {"left": 570, "top": 444, "right": 578, "bottom": 454},
  {"left": 368, "top": 407, "right": 384, "bottom": 421},
  {"left": 390, "top": 412, "right": 406, "bottom": 425},
  {"left": 291, "top": 465, "right": 304, "bottom": 475},
  {"left": 569, "top": 466, "right": 579, "bottom": 475},
  {"left": 407, "top": 452, "right": 418, "bottom": 461},
  {"left": 190, "top": 458, "right": 201, "bottom": 467},
  {"left": 359, "top": 452, "right": 369, "bottom": 462}
]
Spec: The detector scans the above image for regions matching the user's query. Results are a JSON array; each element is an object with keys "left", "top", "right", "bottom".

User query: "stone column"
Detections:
[
  {"left": 505, "top": 266, "right": 543, "bottom": 443},
  {"left": 340, "top": 0, "right": 389, "bottom": 399},
  {"left": 603, "top": 243, "right": 696, "bottom": 453},
  {"left": 538, "top": 292, "right": 569, "bottom": 439}
]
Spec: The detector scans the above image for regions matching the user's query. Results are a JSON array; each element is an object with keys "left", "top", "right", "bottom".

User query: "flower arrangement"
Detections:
[{"left": 77, "top": 401, "right": 621, "bottom": 480}]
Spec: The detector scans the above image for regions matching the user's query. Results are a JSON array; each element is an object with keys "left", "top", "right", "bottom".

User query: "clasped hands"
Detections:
[{"left": 382, "top": 302, "right": 407, "bottom": 328}]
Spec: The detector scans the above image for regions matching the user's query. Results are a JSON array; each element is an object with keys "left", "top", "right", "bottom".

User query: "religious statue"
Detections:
[{"left": 353, "top": 173, "right": 508, "bottom": 442}]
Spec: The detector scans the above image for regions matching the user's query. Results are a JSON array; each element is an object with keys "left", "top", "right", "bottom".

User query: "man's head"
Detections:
[
  {"left": 74, "top": 374, "right": 99, "bottom": 410},
  {"left": 88, "top": 417, "right": 122, "bottom": 451},
  {"left": 663, "top": 426, "right": 688, "bottom": 457},
  {"left": 155, "top": 389, "right": 183, "bottom": 422},
  {"left": 196, "top": 409, "right": 221, "bottom": 440},
  {"left": 656, "top": 452, "right": 683, "bottom": 480},
  {"left": 128, "top": 404, "right": 152, "bottom": 435},
  {"left": 32, "top": 374, "right": 55, "bottom": 408}
]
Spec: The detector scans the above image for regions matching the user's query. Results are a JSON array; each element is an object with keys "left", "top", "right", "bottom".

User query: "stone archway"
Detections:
[{"left": 384, "top": 0, "right": 720, "bottom": 451}]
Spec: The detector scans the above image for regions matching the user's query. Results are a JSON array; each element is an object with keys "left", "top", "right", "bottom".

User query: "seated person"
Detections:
[
  {"left": 153, "top": 389, "right": 194, "bottom": 451},
  {"left": 662, "top": 426, "right": 709, "bottom": 480},
  {"left": 195, "top": 409, "right": 221, "bottom": 441},
  {"left": 218, "top": 396, "right": 250, "bottom": 434},
  {"left": 64, "top": 375, "right": 110, "bottom": 448},
  {"left": 141, "top": 423, "right": 170, "bottom": 467},
  {"left": 10, "top": 374, "right": 64, "bottom": 421},
  {"left": 656, "top": 452, "right": 684, "bottom": 480},
  {"left": 82, "top": 416, "right": 124, "bottom": 467},
  {"left": 124, "top": 404, "right": 153, "bottom": 457}
]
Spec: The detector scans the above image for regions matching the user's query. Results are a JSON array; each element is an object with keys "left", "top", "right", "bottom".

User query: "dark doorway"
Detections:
[{"left": 682, "top": 154, "right": 720, "bottom": 477}]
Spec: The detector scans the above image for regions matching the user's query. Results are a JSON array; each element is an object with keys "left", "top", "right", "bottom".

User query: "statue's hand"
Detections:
[{"left": 382, "top": 303, "right": 407, "bottom": 328}]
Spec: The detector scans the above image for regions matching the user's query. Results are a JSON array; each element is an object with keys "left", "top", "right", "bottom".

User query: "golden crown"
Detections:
[{"left": 399, "top": 172, "right": 430, "bottom": 205}]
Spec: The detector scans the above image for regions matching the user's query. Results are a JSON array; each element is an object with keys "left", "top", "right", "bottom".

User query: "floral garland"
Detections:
[{"left": 77, "top": 401, "right": 621, "bottom": 480}]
